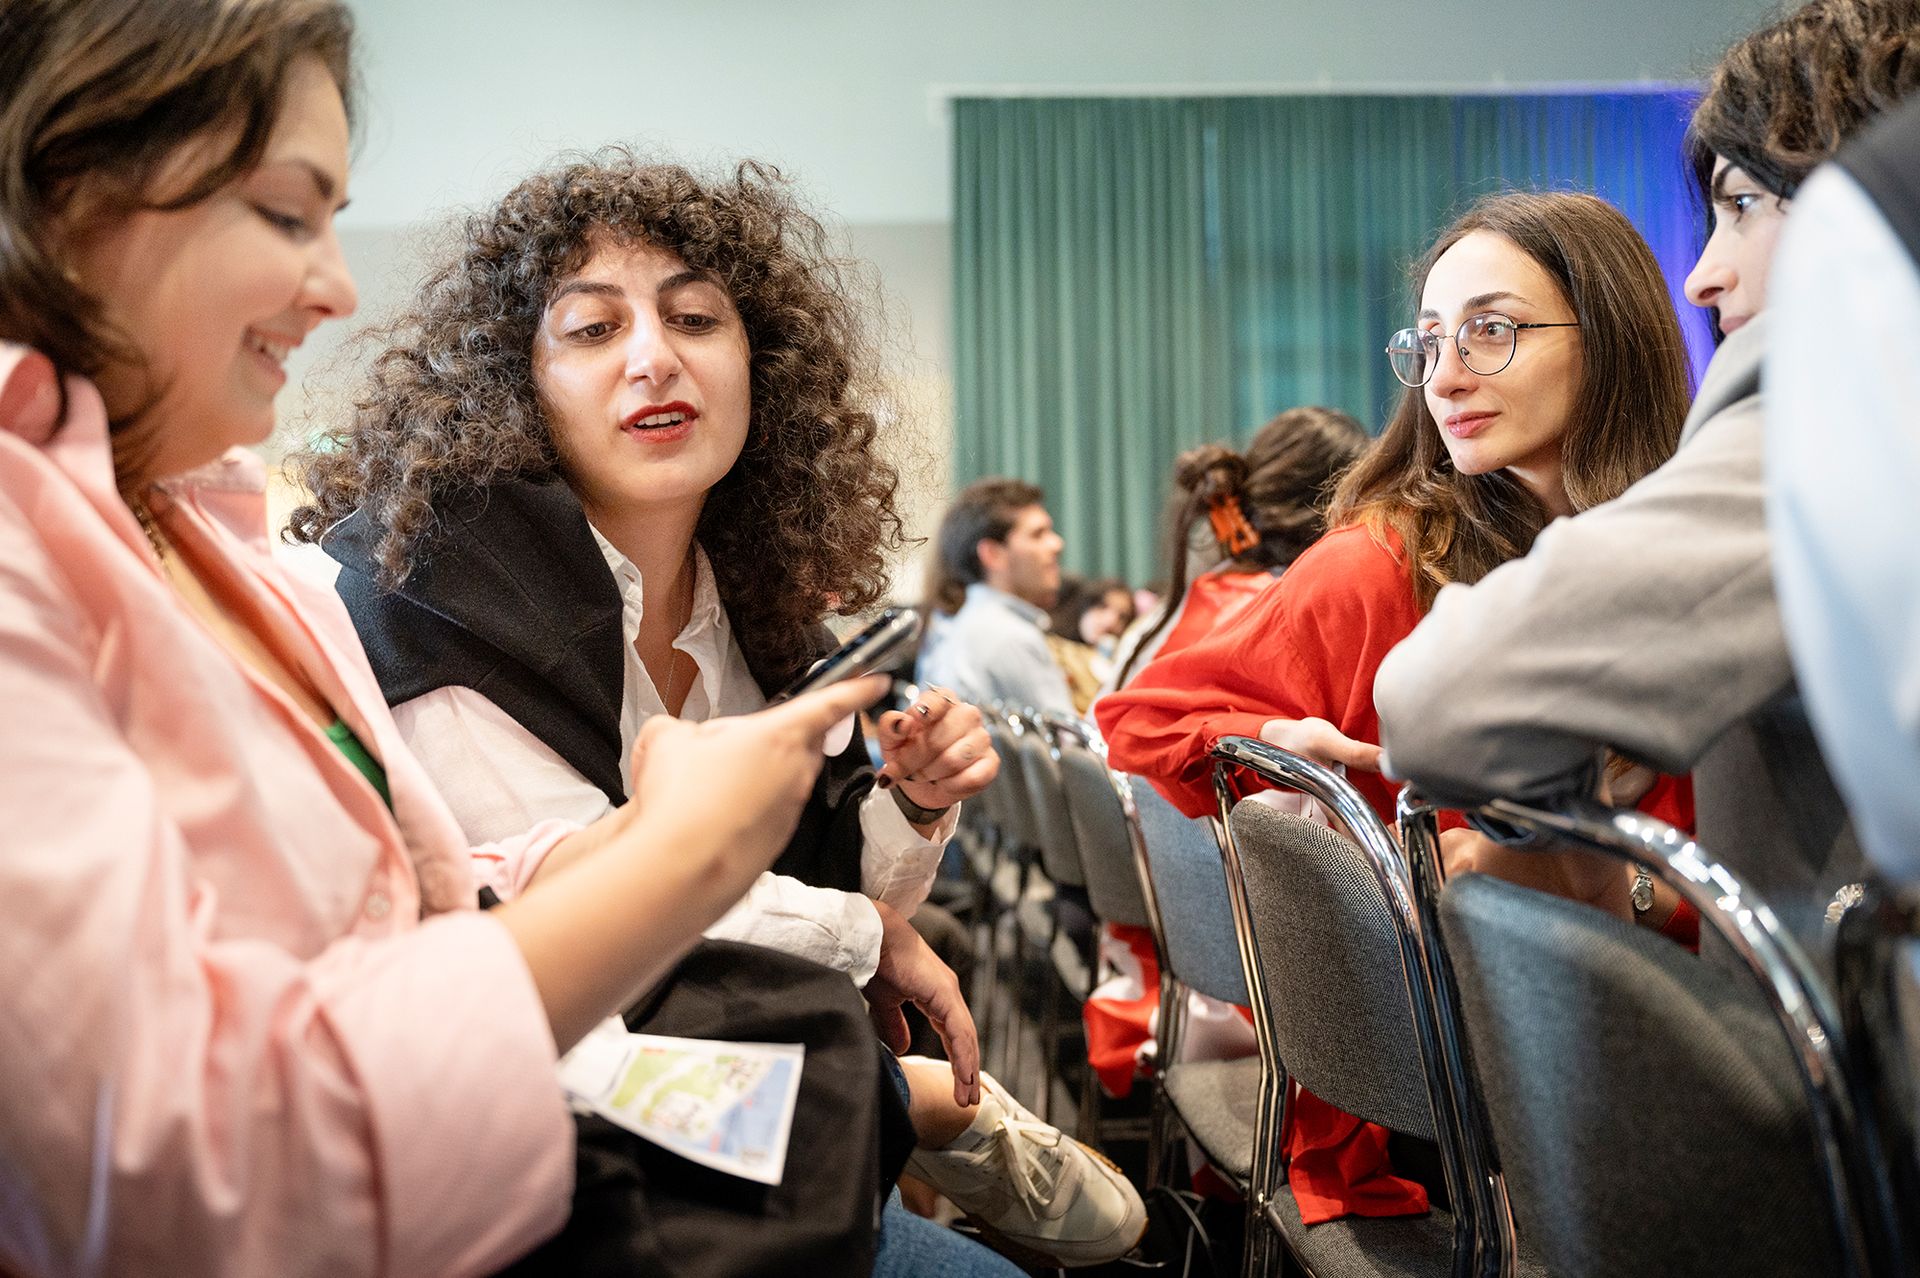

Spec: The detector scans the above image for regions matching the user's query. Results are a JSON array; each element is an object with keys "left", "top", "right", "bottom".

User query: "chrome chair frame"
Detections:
[
  {"left": 1211, "top": 738, "right": 1485, "bottom": 1278},
  {"left": 1017, "top": 711, "right": 1094, "bottom": 1122},
  {"left": 1104, "top": 762, "right": 1198, "bottom": 1190},
  {"left": 1399, "top": 790, "right": 1907, "bottom": 1278},
  {"left": 1053, "top": 734, "right": 1169, "bottom": 1151},
  {"left": 1832, "top": 879, "right": 1920, "bottom": 1264}
]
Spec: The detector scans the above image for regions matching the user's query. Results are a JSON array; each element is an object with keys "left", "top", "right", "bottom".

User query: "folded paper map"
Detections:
[{"left": 558, "top": 1018, "right": 805, "bottom": 1186}]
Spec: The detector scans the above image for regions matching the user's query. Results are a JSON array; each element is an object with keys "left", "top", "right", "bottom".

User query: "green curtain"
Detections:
[{"left": 951, "top": 92, "right": 1701, "bottom": 582}]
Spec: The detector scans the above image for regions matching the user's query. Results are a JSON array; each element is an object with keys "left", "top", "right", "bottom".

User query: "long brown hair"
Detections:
[
  {"left": 289, "top": 151, "right": 906, "bottom": 687},
  {"left": 1117, "top": 406, "right": 1366, "bottom": 685},
  {"left": 0, "top": 0, "right": 356, "bottom": 490},
  {"left": 1329, "top": 191, "right": 1691, "bottom": 610},
  {"left": 1687, "top": 0, "right": 1920, "bottom": 202}
]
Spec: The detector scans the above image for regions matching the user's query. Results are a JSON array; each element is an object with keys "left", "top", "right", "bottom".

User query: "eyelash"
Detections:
[
  {"left": 254, "top": 206, "right": 313, "bottom": 238},
  {"left": 566, "top": 313, "right": 720, "bottom": 341},
  {"left": 1716, "top": 192, "right": 1761, "bottom": 222}
]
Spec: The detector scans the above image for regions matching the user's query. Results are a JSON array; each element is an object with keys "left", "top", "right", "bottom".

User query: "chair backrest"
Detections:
[
  {"left": 1127, "top": 777, "right": 1246, "bottom": 1005},
  {"left": 983, "top": 717, "right": 1037, "bottom": 849},
  {"left": 1055, "top": 743, "right": 1150, "bottom": 929},
  {"left": 1017, "top": 727, "right": 1084, "bottom": 888},
  {"left": 1441, "top": 871, "right": 1840, "bottom": 1277},
  {"left": 1225, "top": 798, "right": 1434, "bottom": 1137}
]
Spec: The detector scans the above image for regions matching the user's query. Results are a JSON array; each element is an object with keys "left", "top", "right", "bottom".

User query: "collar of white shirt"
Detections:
[{"left": 586, "top": 525, "right": 754, "bottom": 726}]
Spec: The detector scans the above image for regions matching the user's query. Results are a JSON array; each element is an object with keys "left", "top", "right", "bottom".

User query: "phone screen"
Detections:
[{"left": 773, "top": 608, "right": 922, "bottom": 702}]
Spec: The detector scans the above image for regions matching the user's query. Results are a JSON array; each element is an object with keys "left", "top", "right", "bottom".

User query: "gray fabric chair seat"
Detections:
[
  {"left": 1266, "top": 1189, "right": 1454, "bottom": 1278},
  {"left": 1442, "top": 873, "right": 1842, "bottom": 1278},
  {"left": 1160, "top": 1056, "right": 1258, "bottom": 1182}
]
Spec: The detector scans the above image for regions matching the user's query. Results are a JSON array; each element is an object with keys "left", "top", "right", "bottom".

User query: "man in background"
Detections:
[{"left": 918, "top": 478, "right": 1075, "bottom": 718}]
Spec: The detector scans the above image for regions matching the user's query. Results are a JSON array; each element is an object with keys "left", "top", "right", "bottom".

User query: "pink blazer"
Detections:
[{"left": 0, "top": 345, "right": 574, "bottom": 1277}]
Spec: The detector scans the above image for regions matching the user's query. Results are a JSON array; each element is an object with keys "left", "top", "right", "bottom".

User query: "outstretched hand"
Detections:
[
  {"left": 624, "top": 674, "right": 891, "bottom": 877},
  {"left": 864, "top": 899, "right": 981, "bottom": 1106},
  {"left": 1257, "top": 716, "right": 1383, "bottom": 773}
]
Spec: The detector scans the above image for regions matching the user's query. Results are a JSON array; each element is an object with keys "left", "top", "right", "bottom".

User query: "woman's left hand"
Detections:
[{"left": 875, "top": 686, "right": 999, "bottom": 820}]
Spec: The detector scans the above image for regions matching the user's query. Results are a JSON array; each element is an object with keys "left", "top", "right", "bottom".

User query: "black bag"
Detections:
[{"left": 493, "top": 940, "right": 914, "bottom": 1278}]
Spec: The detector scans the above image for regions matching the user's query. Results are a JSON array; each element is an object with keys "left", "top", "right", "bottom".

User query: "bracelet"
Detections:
[{"left": 889, "top": 785, "right": 952, "bottom": 825}]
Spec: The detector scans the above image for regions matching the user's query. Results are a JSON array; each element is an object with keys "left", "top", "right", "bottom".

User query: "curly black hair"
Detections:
[
  {"left": 288, "top": 149, "right": 906, "bottom": 684},
  {"left": 1688, "top": 0, "right": 1920, "bottom": 200}
]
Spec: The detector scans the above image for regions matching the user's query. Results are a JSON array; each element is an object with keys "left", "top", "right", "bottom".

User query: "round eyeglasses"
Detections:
[{"left": 1385, "top": 312, "right": 1580, "bottom": 388}]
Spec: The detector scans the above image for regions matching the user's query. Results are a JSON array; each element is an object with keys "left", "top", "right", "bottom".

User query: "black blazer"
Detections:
[{"left": 325, "top": 474, "right": 869, "bottom": 895}]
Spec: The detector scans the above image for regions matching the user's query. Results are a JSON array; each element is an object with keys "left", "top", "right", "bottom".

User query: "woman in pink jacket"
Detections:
[{"left": 0, "top": 2, "right": 889, "bottom": 1274}]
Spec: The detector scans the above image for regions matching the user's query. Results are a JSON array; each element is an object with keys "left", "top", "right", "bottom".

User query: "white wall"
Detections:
[
  {"left": 338, "top": 0, "right": 1782, "bottom": 228},
  {"left": 275, "top": 0, "right": 1785, "bottom": 581}
]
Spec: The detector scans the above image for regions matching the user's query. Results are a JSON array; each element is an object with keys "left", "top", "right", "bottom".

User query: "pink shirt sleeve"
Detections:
[{"left": 0, "top": 479, "right": 572, "bottom": 1277}]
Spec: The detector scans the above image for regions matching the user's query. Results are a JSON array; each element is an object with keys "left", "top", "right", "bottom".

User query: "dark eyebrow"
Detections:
[
  {"left": 547, "top": 279, "right": 625, "bottom": 308},
  {"left": 547, "top": 269, "right": 728, "bottom": 310},
  {"left": 658, "top": 268, "right": 726, "bottom": 295},
  {"left": 1709, "top": 164, "right": 1758, "bottom": 205},
  {"left": 264, "top": 157, "right": 348, "bottom": 211},
  {"left": 1417, "top": 290, "right": 1526, "bottom": 322}
]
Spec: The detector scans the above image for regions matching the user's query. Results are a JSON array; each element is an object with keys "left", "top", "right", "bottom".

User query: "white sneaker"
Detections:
[{"left": 904, "top": 1064, "right": 1148, "bottom": 1268}]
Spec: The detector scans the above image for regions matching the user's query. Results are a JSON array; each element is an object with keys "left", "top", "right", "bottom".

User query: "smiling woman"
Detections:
[
  {"left": 0, "top": 3, "right": 947, "bottom": 1274},
  {"left": 0, "top": 0, "right": 358, "bottom": 496}
]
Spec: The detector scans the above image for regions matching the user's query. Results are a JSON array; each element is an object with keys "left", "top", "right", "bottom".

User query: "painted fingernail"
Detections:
[
  {"left": 914, "top": 704, "right": 932, "bottom": 718},
  {"left": 877, "top": 774, "right": 894, "bottom": 790}
]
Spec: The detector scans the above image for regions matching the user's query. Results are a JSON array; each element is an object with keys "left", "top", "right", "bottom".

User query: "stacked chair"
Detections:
[
  {"left": 1400, "top": 791, "right": 1911, "bottom": 1277},
  {"left": 1208, "top": 737, "right": 1499, "bottom": 1278},
  {"left": 1123, "top": 773, "right": 1259, "bottom": 1199}
]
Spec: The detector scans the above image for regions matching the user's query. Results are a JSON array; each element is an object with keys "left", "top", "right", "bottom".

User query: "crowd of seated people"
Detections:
[{"left": 2, "top": 0, "right": 1917, "bottom": 1274}]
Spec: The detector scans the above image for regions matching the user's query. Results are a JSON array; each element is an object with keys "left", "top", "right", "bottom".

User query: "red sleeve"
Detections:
[
  {"left": 1096, "top": 526, "right": 1424, "bottom": 820},
  {"left": 1638, "top": 771, "right": 1695, "bottom": 834}
]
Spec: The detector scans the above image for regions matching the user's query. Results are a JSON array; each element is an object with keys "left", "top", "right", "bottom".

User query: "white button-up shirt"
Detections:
[{"left": 392, "top": 529, "right": 954, "bottom": 984}]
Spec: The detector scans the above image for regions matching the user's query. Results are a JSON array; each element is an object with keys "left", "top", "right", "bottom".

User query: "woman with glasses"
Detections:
[
  {"left": 1372, "top": 0, "right": 1920, "bottom": 958},
  {"left": 1094, "top": 189, "right": 1694, "bottom": 1224}
]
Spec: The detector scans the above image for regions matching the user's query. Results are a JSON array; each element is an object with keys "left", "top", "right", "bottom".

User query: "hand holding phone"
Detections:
[{"left": 773, "top": 608, "right": 921, "bottom": 702}]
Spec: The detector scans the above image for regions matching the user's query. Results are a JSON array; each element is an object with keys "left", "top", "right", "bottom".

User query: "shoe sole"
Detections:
[{"left": 958, "top": 1141, "right": 1151, "bottom": 1270}]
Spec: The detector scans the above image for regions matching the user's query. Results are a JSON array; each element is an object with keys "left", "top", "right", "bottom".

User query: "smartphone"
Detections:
[{"left": 773, "top": 608, "right": 922, "bottom": 702}]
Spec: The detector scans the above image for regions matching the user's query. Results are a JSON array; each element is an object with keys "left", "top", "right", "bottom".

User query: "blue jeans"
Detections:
[
  {"left": 875, "top": 1195, "right": 1025, "bottom": 1278},
  {"left": 872, "top": 1053, "right": 1023, "bottom": 1278}
]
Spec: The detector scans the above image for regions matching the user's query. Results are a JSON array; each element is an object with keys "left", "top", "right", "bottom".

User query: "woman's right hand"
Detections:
[
  {"left": 622, "top": 675, "right": 891, "bottom": 877},
  {"left": 501, "top": 675, "right": 888, "bottom": 1051}
]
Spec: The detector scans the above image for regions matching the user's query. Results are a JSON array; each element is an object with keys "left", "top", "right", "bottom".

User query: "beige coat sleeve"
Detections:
[{"left": 1373, "top": 388, "right": 1791, "bottom": 807}]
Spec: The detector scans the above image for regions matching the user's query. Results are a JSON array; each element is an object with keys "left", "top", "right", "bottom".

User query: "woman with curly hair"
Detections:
[
  {"left": 0, "top": 1, "right": 904, "bottom": 1273},
  {"left": 290, "top": 152, "right": 1146, "bottom": 1269}
]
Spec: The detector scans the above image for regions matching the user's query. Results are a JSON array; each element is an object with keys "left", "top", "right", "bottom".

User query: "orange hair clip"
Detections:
[{"left": 1207, "top": 492, "right": 1260, "bottom": 556}]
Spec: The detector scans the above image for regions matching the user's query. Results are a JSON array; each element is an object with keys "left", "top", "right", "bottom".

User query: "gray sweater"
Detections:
[{"left": 1375, "top": 318, "right": 1863, "bottom": 951}]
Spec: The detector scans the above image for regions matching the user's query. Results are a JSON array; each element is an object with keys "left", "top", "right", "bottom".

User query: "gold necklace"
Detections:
[
  {"left": 663, "top": 646, "right": 688, "bottom": 713},
  {"left": 129, "top": 492, "right": 168, "bottom": 560}
]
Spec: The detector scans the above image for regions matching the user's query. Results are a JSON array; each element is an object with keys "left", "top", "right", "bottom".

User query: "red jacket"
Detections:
[{"left": 1098, "top": 524, "right": 1421, "bottom": 822}]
